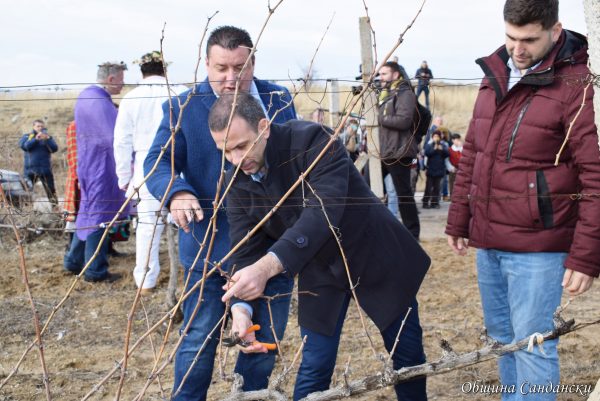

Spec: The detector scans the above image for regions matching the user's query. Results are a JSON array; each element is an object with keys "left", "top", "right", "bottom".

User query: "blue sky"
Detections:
[{"left": 0, "top": 0, "right": 588, "bottom": 89}]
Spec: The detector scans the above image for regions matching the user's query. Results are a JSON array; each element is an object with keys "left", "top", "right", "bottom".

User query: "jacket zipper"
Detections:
[{"left": 506, "top": 97, "right": 533, "bottom": 161}]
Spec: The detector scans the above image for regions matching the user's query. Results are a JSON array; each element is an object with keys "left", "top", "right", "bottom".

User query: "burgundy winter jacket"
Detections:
[{"left": 446, "top": 30, "right": 600, "bottom": 278}]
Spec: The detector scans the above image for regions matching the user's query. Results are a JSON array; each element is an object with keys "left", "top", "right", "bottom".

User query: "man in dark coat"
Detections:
[
  {"left": 414, "top": 61, "right": 433, "bottom": 110},
  {"left": 378, "top": 61, "right": 421, "bottom": 239},
  {"left": 19, "top": 119, "right": 58, "bottom": 205},
  {"left": 209, "top": 93, "right": 430, "bottom": 401}
]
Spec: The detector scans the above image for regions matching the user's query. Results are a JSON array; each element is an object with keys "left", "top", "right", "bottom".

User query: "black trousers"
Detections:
[
  {"left": 423, "top": 175, "right": 442, "bottom": 206},
  {"left": 382, "top": 160, "right": 420, "bottom": 240},
  {"left": 27, "top": 172, "right": 58, "bottom": 206}
]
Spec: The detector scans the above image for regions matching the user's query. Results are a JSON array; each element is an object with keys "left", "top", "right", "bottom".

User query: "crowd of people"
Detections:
[{"left": 14, "top": 0, "right": 599, "bottom": 400}]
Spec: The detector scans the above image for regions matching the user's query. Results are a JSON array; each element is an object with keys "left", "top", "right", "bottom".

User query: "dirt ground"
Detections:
[{"left": 0, "top": 197, "right": 598, "bottom": 401}]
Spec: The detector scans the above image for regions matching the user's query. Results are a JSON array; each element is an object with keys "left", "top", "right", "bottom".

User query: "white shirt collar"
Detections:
[
  {"left": 211, "top": 80, "right": 267, "bottom": 116},
  {"left": 506, "top": 57, "right": 543, "bottom": 91},
  {"left": 140, "top": 75, "right": 167, "bottom": 84}
]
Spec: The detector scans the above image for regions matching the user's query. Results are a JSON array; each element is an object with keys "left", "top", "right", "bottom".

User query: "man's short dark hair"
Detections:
[
  {"left": 141, "top": 61, "right": 165, "bottom": 77},
  {"left": 383, "top": 61, "right": 402, "bottom": 74},
  {"left": 32, "top": 119, "right": 44, "bottom": 125},
  {"left": 208, "top": 92, "right": 265, "bottom": 133},
  {"left": 503, "top": 0, "right": 559, "bottom": 30},
  {"left": 382, "top": 61, "right": 410, "bottom": 82},
  {"left": 206, "top": 26, "right": 255, "bottom": 62}
]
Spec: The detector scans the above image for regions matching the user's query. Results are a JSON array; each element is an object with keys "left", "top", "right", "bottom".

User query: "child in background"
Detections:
[
  {"left": 448, "top": 133, "right": 463, "bottom": 198},
  {"left": 423, "top": 130, "right": 449, "bottom": 209}
]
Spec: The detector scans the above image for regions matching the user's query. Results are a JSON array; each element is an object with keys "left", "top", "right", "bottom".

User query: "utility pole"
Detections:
[
  {"left": 584, "top": 0, "right": 600, "bottom": 150},
  {"left": 583, "top": 2, "right": 600, "bottom": 398},
  {"left": 329, "top": 79, "right": 340, "bottom": 129},
  {"left": 359, "top": 16, "right": 383, "bottom": 197}
]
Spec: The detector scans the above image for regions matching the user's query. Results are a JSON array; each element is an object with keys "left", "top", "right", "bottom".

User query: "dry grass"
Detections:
[
  {"left": 0, "top": 85, "right": 599, "bottom": 400},
  {"left": 0, "top": 235, "right": 597, "bottom": 401},
  {"left": 0, "top": 84, "right": 479, "bottom": 188},
  {"left": 427, "top": 83, "right": 479, "bottom": 133},
  {"left": 291, "top": 83, "right": 479, "bottom": 134}
]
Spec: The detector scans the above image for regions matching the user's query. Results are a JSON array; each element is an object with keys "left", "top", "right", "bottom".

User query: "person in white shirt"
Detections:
[{"left": 113, "top": 51, "right": 188, "bottom": 293}]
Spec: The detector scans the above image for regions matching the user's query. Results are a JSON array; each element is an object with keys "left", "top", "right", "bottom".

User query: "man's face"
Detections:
[
  {"left": 105, "top": 70, "right": 125, "bottom": 95},
  {"left": 505, "top": 21, "right": 562, "bottom": 71},
  {"left": 206, "top": 45, "right": 254, "bottom": 95},
  {"left": 211, "top": 115, "right": 270, "bottom": 175},
  {"left": 379, "top": 66, "right": 399, "bottom": 86},
  {"left": 32, "top": 121, "right": 45, "bottom": 133}
]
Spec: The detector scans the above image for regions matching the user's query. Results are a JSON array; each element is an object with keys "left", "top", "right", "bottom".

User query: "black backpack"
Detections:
[{"left": 412, "top": 101, "right": 432, "bottom": 144}]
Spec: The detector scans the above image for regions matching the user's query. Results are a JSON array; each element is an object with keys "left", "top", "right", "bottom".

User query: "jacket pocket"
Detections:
[
  {"left": 535, "top": 164, "right": 578, "bottom": 228},
  {"left": 488, "top": 168, "right": 542, "bottom": 229},
  {"left": 536, "top": 170, "right": 554, "bottom": 229}
]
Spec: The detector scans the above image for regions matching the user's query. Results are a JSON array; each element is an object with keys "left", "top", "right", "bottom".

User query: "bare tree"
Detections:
[
  {"left": 299, "top": 64, "right": 318, "bottom": 92},
  {"left": 583, "top": 1, "right": 600, "bottom": 397}
]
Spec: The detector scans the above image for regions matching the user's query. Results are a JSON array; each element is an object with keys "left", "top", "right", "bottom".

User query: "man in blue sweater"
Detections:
[
  {"left": 19, "top": 119, "right": 59, "bottom": 206},
  {"left": 144, "top": 26, "right": 297, "bottom": 401}
]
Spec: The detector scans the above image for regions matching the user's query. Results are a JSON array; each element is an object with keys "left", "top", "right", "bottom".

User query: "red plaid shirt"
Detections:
[{"left": 63, "top": 121, "right": 80, "bottom": 220}]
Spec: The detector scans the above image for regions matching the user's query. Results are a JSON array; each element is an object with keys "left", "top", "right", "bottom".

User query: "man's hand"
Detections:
[
  {"left": 562, "top": 269, "right": 595, "bottom": 296},
  {"left": 447, "top": 235, "right": 469, "bottom": 256},
  {"left": 229, "top": 307, "right": 268, "bottom": 354},
  {"left": 222, "top": 253, "right": 284, "bottom": 302},
  {"left": 169, "top": 191, "right": 203, "bottom": 233}
]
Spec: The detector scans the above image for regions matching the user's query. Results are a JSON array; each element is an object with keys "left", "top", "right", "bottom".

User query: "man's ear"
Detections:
[
  {"left": 551, "top": 22, "right": 563, "bottom": 43},
  {"left": 258, "top": 118, "right": 270, "bottom": 139}
]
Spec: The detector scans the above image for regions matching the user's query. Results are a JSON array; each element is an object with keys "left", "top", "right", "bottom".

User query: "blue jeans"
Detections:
[
  {"left": 441, "top": 173, "right": 448, "bottom": 197},
  {"left": 63, "top": 229, "right": 110, "bottom": 280},
  {"left": 415, "top": 85, "right": 430, "bottom": 109},
  {"left": 385, "top": 174, "right": 399, "bottom": 217},
  {"left": 294, "top": 296, "right": 426, "bottom": 401},
  {"left": 172, "top": 266, "right": 293, "bottom": 401},
  {"left": 477, "top": 249, "right": 566, "bottom": 401}
]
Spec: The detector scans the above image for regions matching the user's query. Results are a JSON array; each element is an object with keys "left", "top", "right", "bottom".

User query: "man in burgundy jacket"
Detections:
[{"left": 446, "top": 0, "right": 599, "bottom": 397}]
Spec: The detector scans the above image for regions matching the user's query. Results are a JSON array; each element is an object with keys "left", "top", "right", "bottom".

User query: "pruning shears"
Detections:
[{"left": 222, "top": 324, "right": 277, "bottom": 351}]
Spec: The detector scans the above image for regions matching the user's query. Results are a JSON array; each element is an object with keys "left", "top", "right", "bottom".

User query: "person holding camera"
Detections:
[
  {"left": 19, "top": 119, "right": 59, "bottom": 206},
  {"left": 422, "top": 130, "right": 448, "bottom": 209}
]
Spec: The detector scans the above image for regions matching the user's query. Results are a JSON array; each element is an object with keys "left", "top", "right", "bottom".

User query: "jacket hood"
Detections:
[
  {"left": 480, "top": 29, "right": 587, "bottom": 70},
  {"left": 476, "top": 29, "right": 589, "bottom": 102}
]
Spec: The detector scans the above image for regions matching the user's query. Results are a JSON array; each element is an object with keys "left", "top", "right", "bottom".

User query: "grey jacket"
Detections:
[{"left": 378, "top": 81, "right": 419, "bottom": 161}]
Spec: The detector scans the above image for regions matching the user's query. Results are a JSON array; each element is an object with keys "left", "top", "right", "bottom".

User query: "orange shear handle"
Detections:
[{"left": 245, "top": 325, "right": 277, "bottom": 350}]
